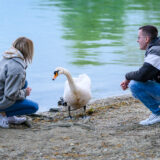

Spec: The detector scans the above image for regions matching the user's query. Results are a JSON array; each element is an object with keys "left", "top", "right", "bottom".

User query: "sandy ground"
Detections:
[{"left": 0, "top": 94, "right": 160, "bottom": 160}]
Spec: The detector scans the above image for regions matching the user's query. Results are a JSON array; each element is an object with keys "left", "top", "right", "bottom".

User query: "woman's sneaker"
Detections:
[
  {"left": 7, "top": 116, "right": 27, "bottom": 124},
  {"left": 139, "top": 114, "right": 160, "bottom": 125},
  {"left": 0, "top": 114, "right": 9, "bottom": 128}
]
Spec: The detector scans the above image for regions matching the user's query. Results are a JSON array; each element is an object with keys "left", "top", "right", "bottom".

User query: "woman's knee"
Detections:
[
  {"left": 32, "top": 102, "right": 39, "bottom": 113},
  {"left": 26, "top": 100, "right": 39, "bottom": 113}
]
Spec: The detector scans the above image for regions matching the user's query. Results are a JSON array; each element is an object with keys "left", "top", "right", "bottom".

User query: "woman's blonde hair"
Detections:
[{"left": 13, "top": 37, "right": 34, "bottom": 63}]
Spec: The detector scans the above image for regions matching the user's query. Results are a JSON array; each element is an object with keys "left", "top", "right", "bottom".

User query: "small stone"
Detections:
[
  {"left": 70, "top": 143, "right": 74, "bottom": 146},
  {"left": 49, "top": 107, "right": 61, "bottom": 112}
]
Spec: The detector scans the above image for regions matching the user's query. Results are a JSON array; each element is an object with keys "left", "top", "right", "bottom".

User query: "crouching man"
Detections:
[{"left": 121, "top": 25, "right": 160, "bottom": 125}]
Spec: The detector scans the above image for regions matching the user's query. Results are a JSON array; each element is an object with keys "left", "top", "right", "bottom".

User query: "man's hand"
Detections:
[
  {"left": 120, "top": 80, "right": 130, "bottom": 90},
  {"left": 26, "top": 87, "right": 32, "bottom": 96}
]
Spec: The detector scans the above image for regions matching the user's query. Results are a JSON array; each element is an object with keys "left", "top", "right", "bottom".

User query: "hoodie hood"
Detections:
[
  {"left": 3, "top": 46, "right": 27, "bottom": 69},
  {"left": 3, "top": 46, "right": 24, "bottom": 60},
  {"left": 148, "top": 37, "right": 160, "bottom": 48},
  {"left": 145, "top": 37, "right": 160, "bottom": 57}
]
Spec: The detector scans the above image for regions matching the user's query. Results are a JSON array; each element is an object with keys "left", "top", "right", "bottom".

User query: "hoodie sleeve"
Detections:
[
  {"left": 125, "top": 62, "right": 159, "bottom": 82},
  {"left": 4, "top": 74, "right": 27, "bottom": 101}
]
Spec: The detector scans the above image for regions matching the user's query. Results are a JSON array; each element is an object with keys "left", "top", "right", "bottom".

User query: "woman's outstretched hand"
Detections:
[{"left": 26, "top": 87, "right": 32, "bottom": 96}]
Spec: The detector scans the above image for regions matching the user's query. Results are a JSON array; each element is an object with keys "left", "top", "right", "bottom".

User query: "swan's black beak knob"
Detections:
[{"left": 52, "top": 71, "right": 58, "bottom": 80}]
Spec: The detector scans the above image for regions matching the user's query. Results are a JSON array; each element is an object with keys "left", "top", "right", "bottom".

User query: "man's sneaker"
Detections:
[
  {"left": 0, "top": 114, "right": 9, "bottom": 128},
  {"left": 139, "top": 114, "right": 160, "bottom": 125},
  {"left": 7, "top": 116, "right": 27, "bottom": 124}
]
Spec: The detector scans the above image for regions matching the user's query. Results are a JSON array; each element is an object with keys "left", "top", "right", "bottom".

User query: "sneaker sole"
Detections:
[{"left": 140, "top": 119, "right": 160, "bottom": 125}]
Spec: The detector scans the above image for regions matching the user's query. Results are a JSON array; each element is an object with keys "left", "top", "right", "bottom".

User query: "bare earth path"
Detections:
[{"left": 0, "top": 95, "right": 160, "bottom": 160}]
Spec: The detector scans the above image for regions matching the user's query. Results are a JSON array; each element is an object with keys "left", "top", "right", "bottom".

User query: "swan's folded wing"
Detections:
[
  {"left": 74, "top": 74, "right": 91, "bottom": 87},
  {"left": 63, "top": 73, "right": 92, "bottom": 104}
]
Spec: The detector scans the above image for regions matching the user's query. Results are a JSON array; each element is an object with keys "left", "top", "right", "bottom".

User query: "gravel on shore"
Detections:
[{"left": 0, "top": 94, "right": 160, "bottom": 160}]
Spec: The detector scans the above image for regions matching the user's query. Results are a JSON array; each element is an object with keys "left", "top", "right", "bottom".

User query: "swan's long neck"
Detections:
[{"left": 63, "top": 70, "right": 77, "bottom": 92}]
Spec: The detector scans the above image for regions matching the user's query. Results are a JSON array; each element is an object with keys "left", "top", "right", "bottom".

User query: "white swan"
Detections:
[{"left": 52, "top": 67, "right": 91, "bottom": 118}]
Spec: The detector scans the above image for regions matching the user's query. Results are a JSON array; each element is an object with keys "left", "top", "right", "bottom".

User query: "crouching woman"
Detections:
[{"left": 0, "top": 37, "right": 38, "bottom": 128}]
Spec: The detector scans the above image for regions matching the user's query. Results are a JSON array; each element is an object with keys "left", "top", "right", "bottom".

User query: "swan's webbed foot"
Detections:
[
  {"left": 65, "top": 115, "right": 73, "bottom": 120},
  {"left": 58, "top": 97, "right": 67, "bottom": 106},
  {"left": 58, "top": 97, "right": 63, "bottom": 105},
  {"left": 82, "top": 115, "right": 87, "bottom": 119}
]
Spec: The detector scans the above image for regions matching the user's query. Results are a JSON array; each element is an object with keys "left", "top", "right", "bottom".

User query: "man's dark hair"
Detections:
[{"left": 139, "top": 25, "right": 158, "bottom": 41}]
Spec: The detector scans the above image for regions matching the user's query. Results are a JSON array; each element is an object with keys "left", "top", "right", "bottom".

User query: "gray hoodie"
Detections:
[{"left": 0, "top": 47, "right": 27, "bottom": 109}]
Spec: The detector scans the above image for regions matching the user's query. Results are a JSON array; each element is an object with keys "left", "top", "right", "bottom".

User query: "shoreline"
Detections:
[
  {"left": 38, "top": 92, "right": 131, "bottom": 113},
  {"left": 39, "top": 93, "right": 133, "bottom": 114},
  {"left": 39, "top": 93, "right": 135, "bottom": 116}
]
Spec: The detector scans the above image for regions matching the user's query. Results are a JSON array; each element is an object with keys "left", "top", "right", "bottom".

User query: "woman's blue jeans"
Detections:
[
  {"left": 0, "top": 81, "right": 38, "bottom": 117},
  {"left": 129, "top": 80, "right": 160, "bottom": 115}
]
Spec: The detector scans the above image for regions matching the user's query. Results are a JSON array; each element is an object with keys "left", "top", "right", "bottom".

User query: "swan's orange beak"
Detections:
[{"left": 52, "top": 71, "right": 58, "bottom": 80}]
